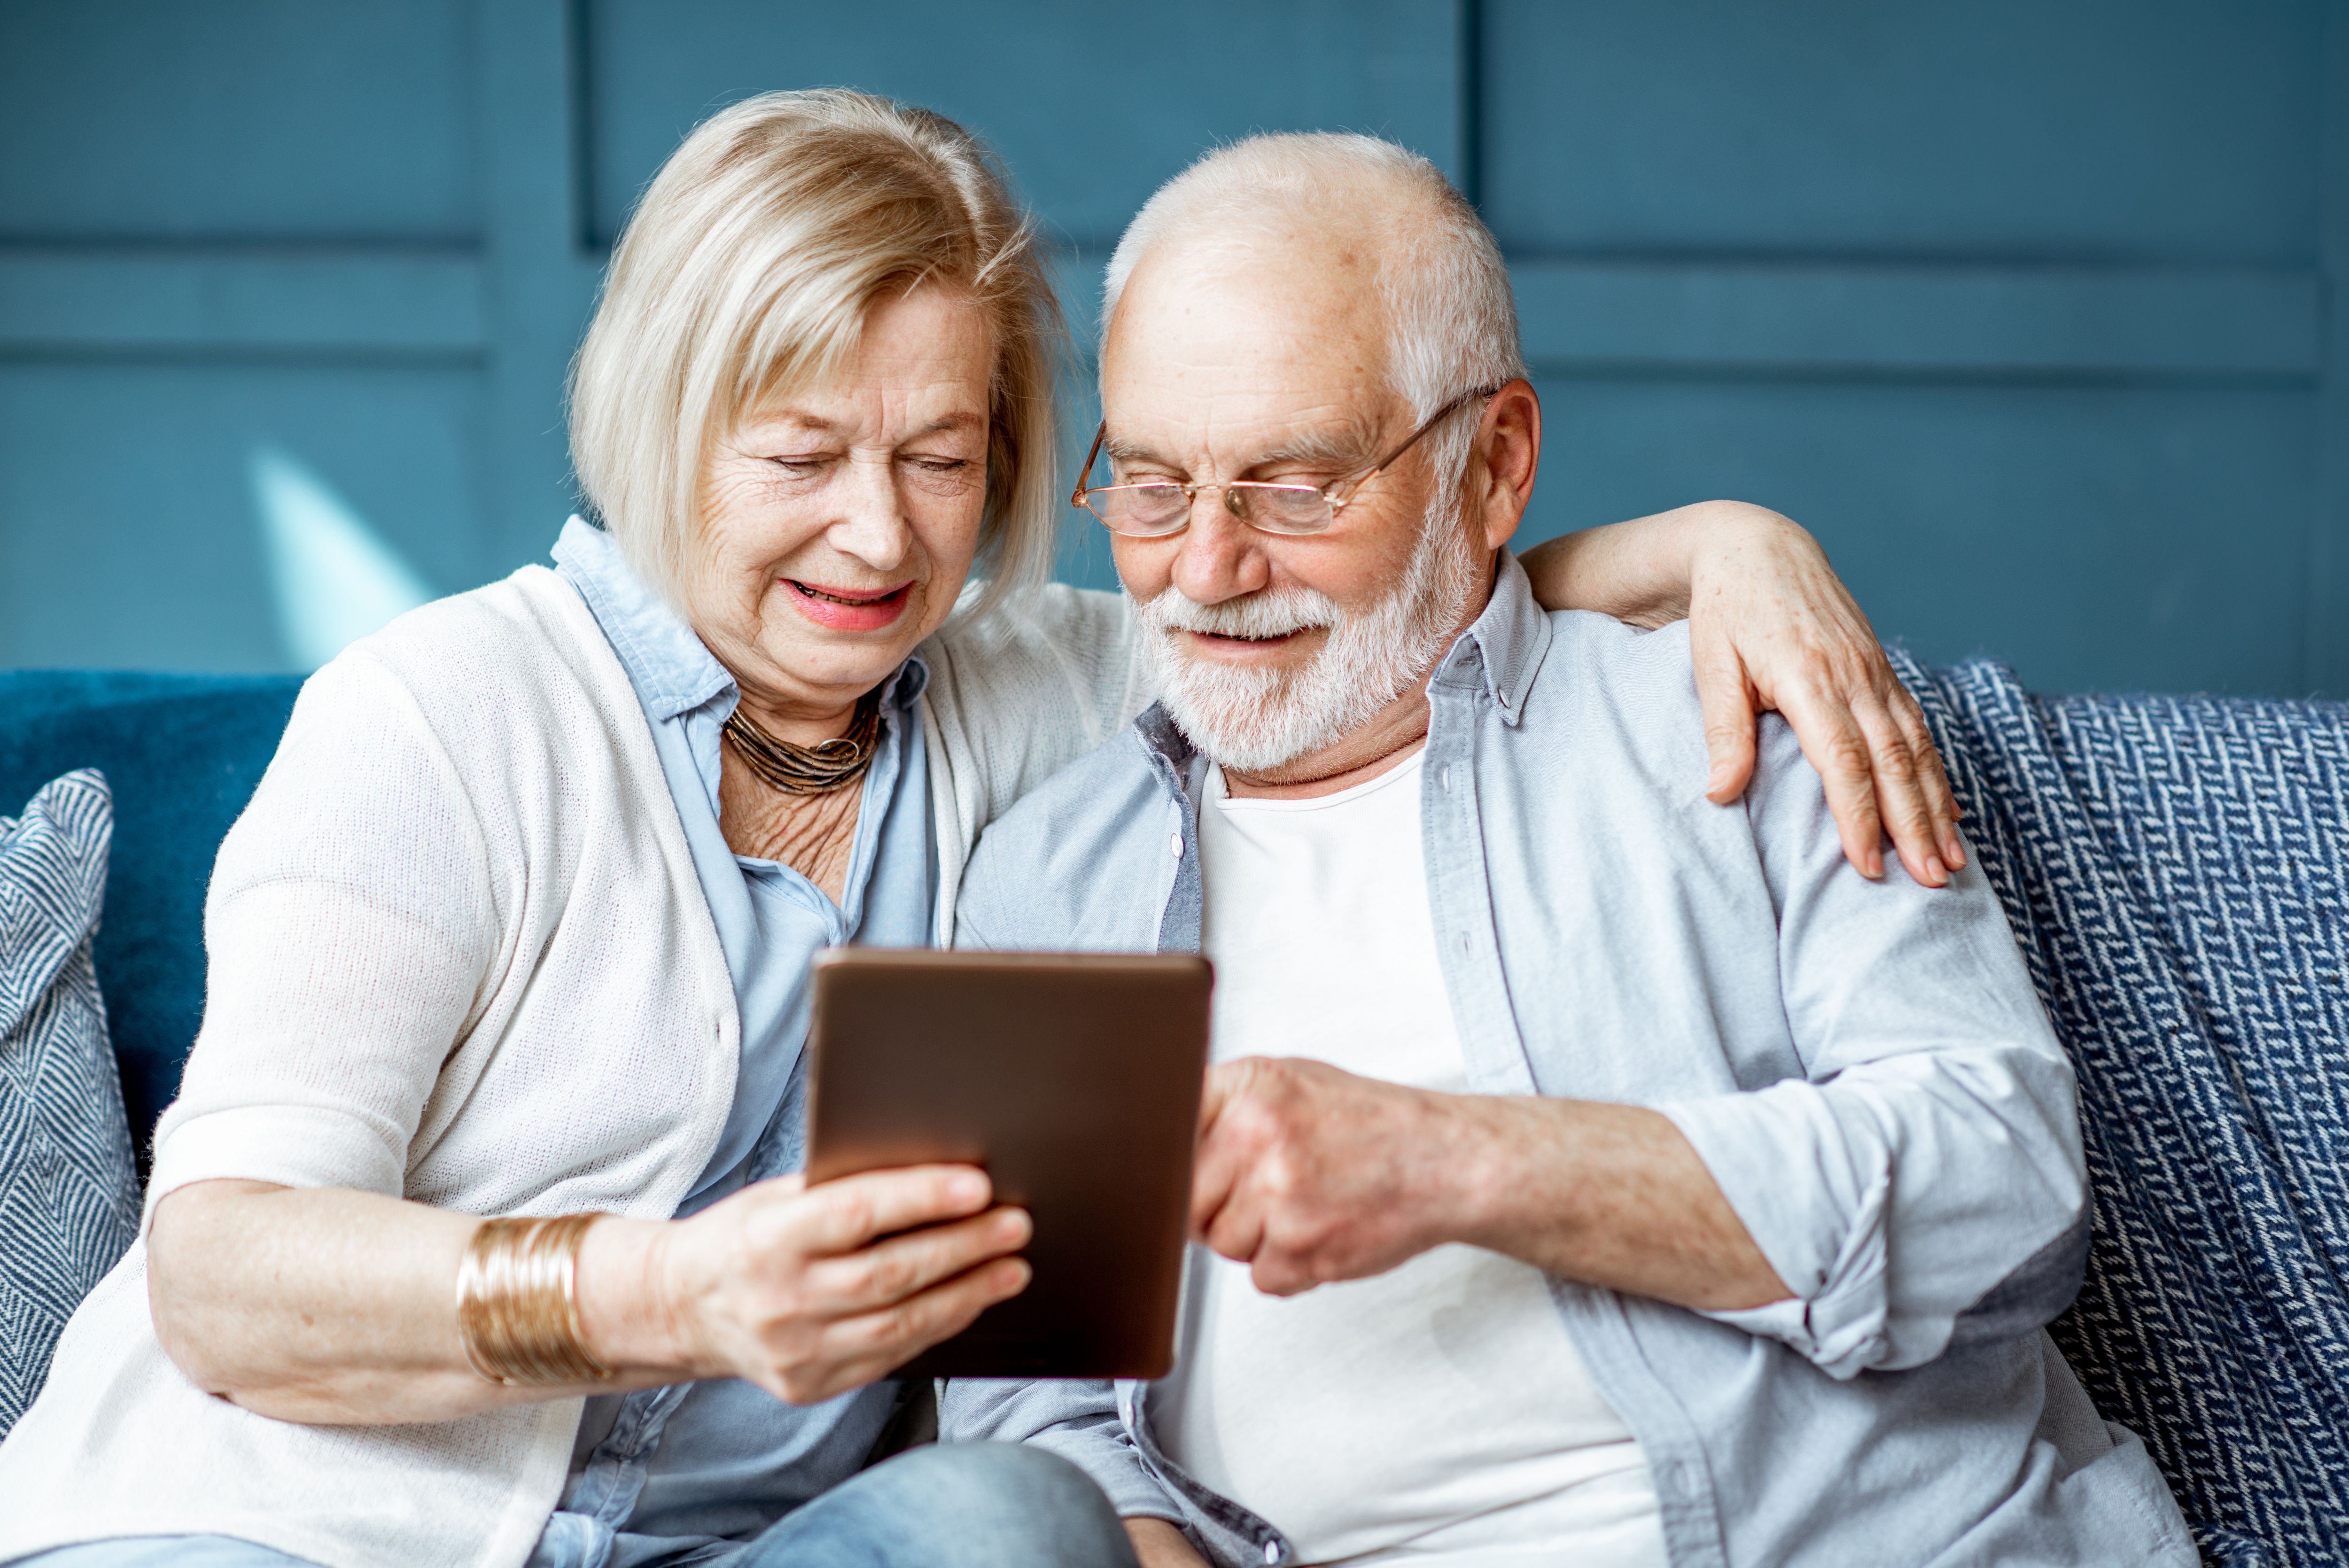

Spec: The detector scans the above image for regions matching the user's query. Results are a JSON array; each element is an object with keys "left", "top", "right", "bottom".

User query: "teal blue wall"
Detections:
[{"left": 4, "top": 0, "right": 2344, "bottom": 695}]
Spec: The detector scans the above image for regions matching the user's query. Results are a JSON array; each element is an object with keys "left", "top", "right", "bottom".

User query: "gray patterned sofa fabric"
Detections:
[
  {"left": 1895, "top": 652, "right": 2349, "bottom": 1568},
  {"left": 0, "top": 769, "right": 138, "bottom": 1436}
]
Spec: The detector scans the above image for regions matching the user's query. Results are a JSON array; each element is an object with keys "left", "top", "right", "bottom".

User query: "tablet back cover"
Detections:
[{"left": 805, "top": 949, "right": 1211, "bottom": 1380}]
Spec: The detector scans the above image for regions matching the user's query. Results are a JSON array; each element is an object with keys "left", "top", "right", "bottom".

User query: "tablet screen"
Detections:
[{"left": 805, "top": 948, "right": 1213, "bottom": 1380}]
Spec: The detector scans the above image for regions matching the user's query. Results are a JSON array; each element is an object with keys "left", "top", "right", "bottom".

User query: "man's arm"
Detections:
[
  {"left": 1657, "top": 717, "right": 2087, "bottom": 1376},
  {"left": 1190, "top": 724, "right": 2084, "bottom": 1377},
  {"left": 1519, "top": 500, "right": 1963, "bottom": 890},
  {"left": 1190, "top": 1056, "right": 1788, "bottom": 1310}
]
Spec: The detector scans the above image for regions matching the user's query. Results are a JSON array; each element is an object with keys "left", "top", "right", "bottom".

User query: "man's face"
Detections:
[{"left": 1098, "top": 234, "right": 1487, "bottom": 772}]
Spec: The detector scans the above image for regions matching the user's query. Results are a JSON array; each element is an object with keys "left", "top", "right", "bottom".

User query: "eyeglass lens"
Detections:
[{"left": 1086, "top": 482, "right": 1332, "bottom": 536}]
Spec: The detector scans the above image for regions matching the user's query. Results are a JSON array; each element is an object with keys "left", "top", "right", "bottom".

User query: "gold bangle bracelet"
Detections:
[{"left": 454, "top": 1212, "right": 616, "bottom": 1387}]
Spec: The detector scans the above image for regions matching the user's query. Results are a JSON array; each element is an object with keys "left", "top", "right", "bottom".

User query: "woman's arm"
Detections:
[
  {"left": 1519, "top": 501, "right": 1963, "bottom": 888},
  {"left": 149, "top": 1167, "right": 1030, "bottom": 1425},
  {"left": 139, "top": 639, "right": 1037, "bottom": 1426}
]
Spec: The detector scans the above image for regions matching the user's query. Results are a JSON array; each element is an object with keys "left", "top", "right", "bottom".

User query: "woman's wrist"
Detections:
[
  {"left": 574, "top": 1216, "right": 703, "bottom": 1380},
  {"left": 455, "top": 1212, "right": 617, "bottom": 1385},
  {"left": 1673, "top": 499, "right": 1812, "bottom": 614}
]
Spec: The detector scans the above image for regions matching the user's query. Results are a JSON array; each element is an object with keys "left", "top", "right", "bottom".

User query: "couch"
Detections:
[{"left": 2, "top": 659, "right": 2343, "bottom": 1567}]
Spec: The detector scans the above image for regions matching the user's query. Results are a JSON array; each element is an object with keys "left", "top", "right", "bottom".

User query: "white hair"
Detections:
[
  {"left": 568, "top": 90, "right": 1063, "bottom": 619},
  {"left": 1101, "top": 131, "right": 1526, "bottom": 487}
]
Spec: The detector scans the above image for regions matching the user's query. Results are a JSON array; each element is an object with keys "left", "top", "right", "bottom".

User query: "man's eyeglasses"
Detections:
[{"left": 1071, "top": 384, "right": 1502, "bottom": 538}]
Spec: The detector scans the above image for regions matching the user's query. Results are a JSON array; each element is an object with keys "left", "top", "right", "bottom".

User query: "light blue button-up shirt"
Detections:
[
  {"left": 537, "top": 519, "right": 935, "bottom": 1566},
  {"left": 941, "top": 553, "right": 2195, "bottom": 1568}
]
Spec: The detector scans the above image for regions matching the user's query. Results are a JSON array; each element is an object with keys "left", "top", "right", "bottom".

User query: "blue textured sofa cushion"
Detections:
[
  {"left": 0, "top": 672, "right": 303, "bottom": 1152},
  {"left": 1897, "top": 652, "right": 2349, "bottom": 1568},
  {"left": 0, "top": 769, "right": 139, "bottom": 1436}
]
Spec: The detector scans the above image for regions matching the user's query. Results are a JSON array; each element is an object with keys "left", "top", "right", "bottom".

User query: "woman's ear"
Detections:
[{"left": 1473, "top": 379, "right": 1541, "bottom": 552}]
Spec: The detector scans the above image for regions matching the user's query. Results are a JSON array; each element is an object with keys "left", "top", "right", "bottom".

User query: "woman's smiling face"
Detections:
[{"left": 684, "top": 281, "right": 995, "bottom": 737}]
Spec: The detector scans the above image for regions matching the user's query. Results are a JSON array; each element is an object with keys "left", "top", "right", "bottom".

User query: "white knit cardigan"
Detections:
[{"left": 0, "top": 565, "right": 1147, "bottom": 1568}]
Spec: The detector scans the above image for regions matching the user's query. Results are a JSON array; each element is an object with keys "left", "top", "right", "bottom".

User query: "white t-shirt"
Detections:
[{"left": 1156, "top": 752, "right": 1667, "bottom": 1568}]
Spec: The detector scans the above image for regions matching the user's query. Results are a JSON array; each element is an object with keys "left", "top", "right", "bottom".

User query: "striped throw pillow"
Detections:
[{"left": 0, "top": 769, "right": 138, "bottom": 1435}]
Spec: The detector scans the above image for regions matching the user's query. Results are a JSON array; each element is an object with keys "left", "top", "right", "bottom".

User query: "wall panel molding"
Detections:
[
  {"left": 1054, "top": 255, "right": 2322, "bottom": 385},
  {"left": 12, "top": 248, "right": 2306, "bottom": 388},
  {"left": 0, "top": 249, "right": 485, "bottom": 360},
  {"left": 474, "top": 0, "right": 604, "bottom": 566},
  {"left": 2310, "top": 0, "right": 2349, "bottom": 696},
  {"left": 0, "top": 0, "right": 2333, "bottom": 693},
  {"left": 1512, "top": 262, "right": 2322, "bottom": 381}
]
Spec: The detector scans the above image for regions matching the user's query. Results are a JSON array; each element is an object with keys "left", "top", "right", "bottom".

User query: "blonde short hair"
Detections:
[{"left": 569, "top": 90, "right": 1062, "bottom": 616}]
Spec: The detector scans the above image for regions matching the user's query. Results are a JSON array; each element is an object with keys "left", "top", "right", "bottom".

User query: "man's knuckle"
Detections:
[
  {"left": 1261, "top": 1153, "right": 1304, "bottom": 1201},
  {"left": 1233, "top": 1101, "right": 1285, "bottom": 1151}
]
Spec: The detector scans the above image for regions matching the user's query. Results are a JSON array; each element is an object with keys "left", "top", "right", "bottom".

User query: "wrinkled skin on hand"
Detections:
[
  {"left": 1681, "top": 508, "right": 1965, "bottom": 886},
  {"left": 1188, "top": 1056, "right": 1475, "bottom": 1296},
  {"left": 642, "top": 1165, "right": 1033, "bottom": 1406},
  {"left": 1185, "top": 1056, "right": 1790, "bottom": 1313}
]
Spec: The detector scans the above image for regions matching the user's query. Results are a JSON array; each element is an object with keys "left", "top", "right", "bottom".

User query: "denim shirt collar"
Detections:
[
  {"left": 1431, "top": 548, "right": 1552, "bottom": 727},
  {"left": 550, "top": 515, "right": 928, "bottom": 722}
]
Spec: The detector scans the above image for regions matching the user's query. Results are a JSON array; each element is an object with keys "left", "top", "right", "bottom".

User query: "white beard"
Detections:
[{"left": 1134, "top": 502, "right": 1483, "bottom": 774}]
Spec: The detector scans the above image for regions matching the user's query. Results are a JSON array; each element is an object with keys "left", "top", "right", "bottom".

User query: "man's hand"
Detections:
[
  {"left": 1190, "top": 1056, "right": 1790, "bottom": 1312},
  {"left": 1190, "top": 1057, "right": 1482, "bottom": 1295},
  {"left": 1126, "top": 1518, "right": 1212, "bottom": 1568}
]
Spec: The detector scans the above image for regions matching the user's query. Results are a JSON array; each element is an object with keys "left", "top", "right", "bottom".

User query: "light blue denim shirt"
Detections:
[
  {"left": 941, "top": 554, "right": 2196, "bottom": 1568},
  {"left": 539, "top": 518, "right": 934, "bottom": 1567}
]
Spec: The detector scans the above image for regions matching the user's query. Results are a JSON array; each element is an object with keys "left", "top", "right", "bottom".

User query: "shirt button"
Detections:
[
  {"left": 1659, "top": 1459, "right": 1691, "bottom": 1496},
  {"left": 1170, "top": 831, "right": 1184, "bottom": 858},
  {"left": 1262, "top": 1544, "right": 1280, "bottom": 1565}
]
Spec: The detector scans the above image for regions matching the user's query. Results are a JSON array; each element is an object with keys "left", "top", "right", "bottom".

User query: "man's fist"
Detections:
[{"left": 1188, "top": 1056, "right": 1487, "bottom": 1296}]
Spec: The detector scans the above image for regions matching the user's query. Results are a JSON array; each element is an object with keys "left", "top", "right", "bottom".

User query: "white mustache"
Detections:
[{"left": 1141, "top": 585, "right": 1342, "bottom": 641}]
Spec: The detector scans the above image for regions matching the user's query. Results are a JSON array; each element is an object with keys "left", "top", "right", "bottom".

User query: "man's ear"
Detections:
[{"left": 1472, "top": 379, "right": 1541, "bottom": 553}]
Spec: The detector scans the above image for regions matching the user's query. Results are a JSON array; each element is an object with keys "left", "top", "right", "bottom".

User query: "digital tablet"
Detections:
[{"left": 804, "top": 948, "right": 1213, "bottom": 1380}]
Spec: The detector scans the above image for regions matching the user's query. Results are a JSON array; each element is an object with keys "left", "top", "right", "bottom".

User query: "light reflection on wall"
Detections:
[{"left": 249, "top": 447, "right": 434, "bottom": 671}]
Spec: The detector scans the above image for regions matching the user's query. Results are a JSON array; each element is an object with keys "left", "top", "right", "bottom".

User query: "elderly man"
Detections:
[{"left": 940, "top": 134, "right": 2194, "bottom": 1568}]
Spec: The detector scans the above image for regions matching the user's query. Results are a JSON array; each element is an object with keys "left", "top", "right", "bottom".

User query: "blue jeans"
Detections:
[{"left": 17, "top": 1444, "right": 1139, "bottom": 1568}]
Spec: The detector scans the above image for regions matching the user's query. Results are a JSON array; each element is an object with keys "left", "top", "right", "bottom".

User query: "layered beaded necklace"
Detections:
[{"left": 721, "top": 689, "right": 882, "bottom": 795}]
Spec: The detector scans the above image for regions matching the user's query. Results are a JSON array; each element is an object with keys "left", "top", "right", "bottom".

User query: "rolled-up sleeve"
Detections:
[{"left": 1658, "top": 718, "right": 2087, "bottom": 1379}]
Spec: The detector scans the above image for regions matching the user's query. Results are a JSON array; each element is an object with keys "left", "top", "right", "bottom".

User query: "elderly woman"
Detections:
[{"left": 0, "top": 92, "right": 1957, "bottom": 1568}]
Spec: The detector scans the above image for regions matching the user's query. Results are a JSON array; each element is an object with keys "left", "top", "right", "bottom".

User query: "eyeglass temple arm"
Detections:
[
  {"left": 1329, "top": 384, "right": 1504, "bottom": 509},
  {"left": 1072, "top": 421, "right": 1110, "bottom": 506}
]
